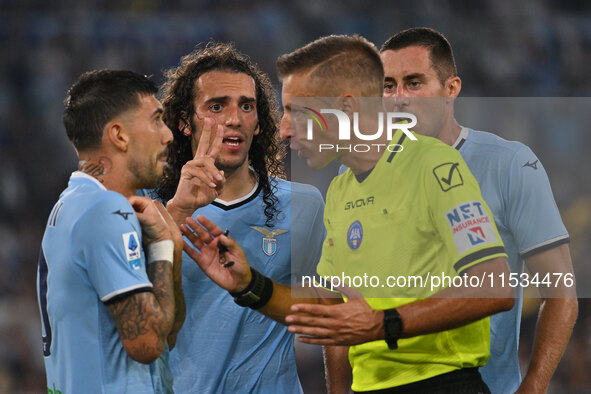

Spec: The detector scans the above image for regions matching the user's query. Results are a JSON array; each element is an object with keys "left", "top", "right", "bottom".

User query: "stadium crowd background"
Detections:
[{"left": 0, "top": 0, "right": 590, "bottom": 392}]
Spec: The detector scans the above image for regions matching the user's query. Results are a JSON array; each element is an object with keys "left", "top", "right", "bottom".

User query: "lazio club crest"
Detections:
[{"left": 250, "top": 226, "right": 289, "bottom": 256}]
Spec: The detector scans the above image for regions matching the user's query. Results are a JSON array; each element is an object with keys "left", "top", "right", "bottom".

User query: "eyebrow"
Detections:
[
  {"left": 402, "top": 73, "right": 426, "bottom": 81},
  {"left": 204, "top": 95, "right": 256, "bottom": 104},
  {"left": 384, "top": 73, "right": 427, "bottom": 84}
]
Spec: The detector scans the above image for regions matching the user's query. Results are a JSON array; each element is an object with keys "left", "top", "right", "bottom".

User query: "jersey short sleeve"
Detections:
[
  {"left": 290, "top": 183, "right": 326, "bottom": 279},
  {"left": 72, "top": 193, "right": 152, "bottom": 302},
  {"left": 424, "top": 148, "right": 507, "bottom": 274},
  {"left": 504, "top": 146, "right": 569, "bottom": 258}
]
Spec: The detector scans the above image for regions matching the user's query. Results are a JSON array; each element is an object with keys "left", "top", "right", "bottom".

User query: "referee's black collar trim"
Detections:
[
  {"left": 520, "top": 236, "right": 570, "bottom": 259},
  {"left": 211, "top": 182, "right": 262, "bottom": 211},
  {"left": 386, "top": 133, "right": 407, "bottom": 163},
  {"left": 454, "top": 246, "right": 506, "bottom": 273},
  {"left": 354, "top": 168, "right": 374, "bottom": 183}
]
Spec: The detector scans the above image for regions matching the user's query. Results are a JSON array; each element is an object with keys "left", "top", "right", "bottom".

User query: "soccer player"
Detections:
[
  {"left": 182, "top": 35, "right": 515, "bottom": 393},
  {"left": 377, "top": 27, "right": 577, "bottom": 393},
  {"left": 37, "top": 70, "right": 185, "bottom": 393},
  {"left": 152, "top": 43, "right": 325, "bottom": 393}
]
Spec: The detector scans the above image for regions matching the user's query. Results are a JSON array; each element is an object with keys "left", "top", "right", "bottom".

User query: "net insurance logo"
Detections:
[{"left": 303, "top": 107, "right": 418, "bottom": 152}]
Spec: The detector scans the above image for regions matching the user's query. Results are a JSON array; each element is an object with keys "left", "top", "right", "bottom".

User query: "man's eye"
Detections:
[
  {"left": 241, "top": 103, "right": 253, "bottom": 111},
  {"left": 409, "top": 81, "right": 421, "bottom": 88},
  {"left": 384, "top": 83, "right": 395, "bottom": 91},
  {"left": 210, "top": 104, "right": 222, "bottom": 112}
]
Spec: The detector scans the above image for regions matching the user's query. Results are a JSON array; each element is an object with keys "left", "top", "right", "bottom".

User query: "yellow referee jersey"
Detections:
[{"left": 317, "top": 130, "right": 507, "bottom": 391}]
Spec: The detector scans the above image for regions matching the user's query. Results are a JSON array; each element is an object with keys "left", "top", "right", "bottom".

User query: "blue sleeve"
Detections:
[
  {"left": 73, "top": 193, "right": 152, "bottom": 302},
  {"left": 505, "top": 146, "right": 569, "bottom": 258},
  {"left": 291, "top": 185, "right": 326, "bottom": 280}
]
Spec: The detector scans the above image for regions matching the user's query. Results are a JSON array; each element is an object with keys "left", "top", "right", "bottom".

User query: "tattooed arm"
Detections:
[
  {"left": 107, "top": 261, "right": 175, "bottom": 364},
  {"left": 105, "top": 197, "right": 178, "bottom": 363}
]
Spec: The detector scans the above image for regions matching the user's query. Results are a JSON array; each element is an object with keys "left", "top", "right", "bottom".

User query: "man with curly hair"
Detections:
[{"left": 153, "top": 43, "right": 325, "bottom": 393}]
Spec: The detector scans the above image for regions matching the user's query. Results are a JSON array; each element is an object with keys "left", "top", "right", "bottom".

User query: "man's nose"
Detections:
[
  {"left": 393, "top": 86, "right": 411, "bottom": 108},
  {"left": 279, "top": 114, "right": 291, "bottom": 140}
]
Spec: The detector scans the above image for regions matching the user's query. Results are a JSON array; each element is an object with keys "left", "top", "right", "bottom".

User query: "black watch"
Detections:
[
  {"left": 229, "top": 267, "right": 274, "bottom": 309},
  {"left": 383, "top": 308, "right": 403, "bottom": 350}
]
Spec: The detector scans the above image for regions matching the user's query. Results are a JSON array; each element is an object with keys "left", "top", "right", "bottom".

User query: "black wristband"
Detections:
[
  {"left": 384, "top": 308, "right": 403, "bottom": 350},
  {"left": 230, "top": 267, "right": 274, "bottom": 309}
]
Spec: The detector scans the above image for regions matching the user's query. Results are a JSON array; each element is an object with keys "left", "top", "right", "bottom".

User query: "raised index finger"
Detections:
[
  {"left": 195, "top": 117, "right": 215, "bottom": 158},
  {"left": 207, "top": 124, "right": 224, "bottom": 159}
]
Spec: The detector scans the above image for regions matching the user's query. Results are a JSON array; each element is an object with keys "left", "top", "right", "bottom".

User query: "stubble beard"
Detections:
[{"left": 128, "top": 154, "right": 163, "bottom": 190}]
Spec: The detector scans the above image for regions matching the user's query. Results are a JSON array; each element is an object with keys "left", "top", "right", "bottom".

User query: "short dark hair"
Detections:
[
  {"left": 381, "top": 27, "right": 457, "bottom": 84},
  {"left": 63, "top": 70, "right": 157, "bottom": 152},
  {"left": 156, "top": 42, "right": 284, "bottom": 227},
  {"left": 277, "top": 34, "right": 384, "bottom": 97}
]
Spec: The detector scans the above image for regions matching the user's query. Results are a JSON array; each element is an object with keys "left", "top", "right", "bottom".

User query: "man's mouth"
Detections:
[{"left": 223, "top": 135, "right": 244, "bottom": 149}]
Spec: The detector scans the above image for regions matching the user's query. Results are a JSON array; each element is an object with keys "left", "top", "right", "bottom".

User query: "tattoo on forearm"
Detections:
[
  {"left": 108, "top": 261, "right": 174, "bottom": 357},
  {"left": 109, "top": 294, "right": 151, "bottom": 340}
]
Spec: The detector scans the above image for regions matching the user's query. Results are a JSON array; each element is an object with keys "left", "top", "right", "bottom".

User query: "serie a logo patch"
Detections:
[
  {"left": 347, "top": 220, "right": 363, "bottom": 250},
  {"left": 122, "top": 231, "right": 141, "bottom": 270},
  {"left": 444, "top": 201, "right": 498, "bottom": 254}
]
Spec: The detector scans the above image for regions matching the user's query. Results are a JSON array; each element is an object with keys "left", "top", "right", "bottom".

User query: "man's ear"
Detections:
[
  {"left": 446, "top": 76, "right": 462, "bottom": 99},
  {"left": 105, "top": 120, "right": 129, "bottom": 152}
]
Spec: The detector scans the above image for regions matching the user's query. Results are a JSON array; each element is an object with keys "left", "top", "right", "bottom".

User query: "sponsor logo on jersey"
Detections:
[
  {"left": 113, "top": 209, "right": 134, "bottom": 220},
  {"left": 250, "top": 226, "right": 289, "bottom": 256},
  {"left": 347, "top": 221, "right": 363, "bottom": 250},
  {"left": 344, "top": 196, "right": 374, "bottom": 210},
  {"left": 122, "top": 232, "right": 142, "bottom": 269},
  {"left": 445, "top": 201, "right": 498, "bottom": 254},
  {"left": 522, "top": 159, "right": 539, "bottom": 170},
  {"left": 433, "top": 162, "right": 464, "bottom": 192}
]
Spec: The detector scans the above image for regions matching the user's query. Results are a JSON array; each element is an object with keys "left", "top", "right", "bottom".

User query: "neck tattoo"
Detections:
[{"left": 78, "top": 156, "right": 113, "bottom": 182}]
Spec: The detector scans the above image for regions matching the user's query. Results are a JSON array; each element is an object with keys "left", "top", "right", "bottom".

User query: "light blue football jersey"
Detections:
[
  {"left": 167, "top": 177, "right": 325, "bottom": 394},
  {"left": 37, "top": 171, "right": 171, "bottom": 393},
  {"left": 455, "top": 128, "right": 569, "bottom": 394}
]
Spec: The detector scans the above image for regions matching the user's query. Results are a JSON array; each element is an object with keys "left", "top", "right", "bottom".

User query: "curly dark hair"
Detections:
[{"left": 155, "top": 42, "right": 285, "bottom": 227}]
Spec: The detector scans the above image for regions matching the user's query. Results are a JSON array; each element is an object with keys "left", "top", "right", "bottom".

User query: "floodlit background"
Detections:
[{"left": 1, "top": 1, "right": 590, "bottom": 392}]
